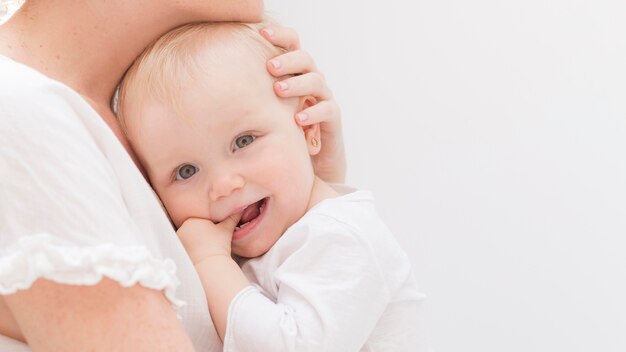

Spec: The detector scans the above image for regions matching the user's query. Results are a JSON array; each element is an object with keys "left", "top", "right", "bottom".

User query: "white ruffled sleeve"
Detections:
[
  {"left": 0, "top": 74, "right": 182, "bottom": 306},
  {"left": 0, "top": 234, "right": 181, "bottom": 305}
]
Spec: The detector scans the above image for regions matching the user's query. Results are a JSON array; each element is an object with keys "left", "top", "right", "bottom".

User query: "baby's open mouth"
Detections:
[{"left": 235, "top": 198, "right": 267, "bottom": 230}]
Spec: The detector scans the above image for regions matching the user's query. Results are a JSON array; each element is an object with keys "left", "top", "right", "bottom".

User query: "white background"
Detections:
[
  {"left": 3, "top": 1, "right": 625, "bottom": 351},
  {"left": 266, "top": 1, "right": 626, "bottom": 351}
]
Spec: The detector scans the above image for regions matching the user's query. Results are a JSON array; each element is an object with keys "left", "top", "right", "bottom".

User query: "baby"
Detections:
[{"left": 118, "top": 22, "right": 427, "bottom": 351}]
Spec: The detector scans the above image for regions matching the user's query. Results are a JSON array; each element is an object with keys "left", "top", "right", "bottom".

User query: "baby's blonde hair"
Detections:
[{"left": 117, "top": 21, "right": 285, "bottom": 134}]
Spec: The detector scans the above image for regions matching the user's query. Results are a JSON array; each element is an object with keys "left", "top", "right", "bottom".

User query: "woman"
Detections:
[{"left": 0, "top": 1, "right": 345, "bottom": 350}]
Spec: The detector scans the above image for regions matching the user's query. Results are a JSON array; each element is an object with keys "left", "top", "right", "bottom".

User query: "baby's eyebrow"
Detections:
[
  {"left": 151, "top": 154, "right": 176, "bottom": 167},
  {"left": 148, "top": 154, "right": 185, "bottom": 174}
]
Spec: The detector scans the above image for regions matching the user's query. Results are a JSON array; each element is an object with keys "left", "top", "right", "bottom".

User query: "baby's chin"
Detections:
[
  {"left": 233, "top": 248, "right": 269, "bottom": 259},
  {"left": 233, "top": 239, "right": 277, "bottom": 259}
]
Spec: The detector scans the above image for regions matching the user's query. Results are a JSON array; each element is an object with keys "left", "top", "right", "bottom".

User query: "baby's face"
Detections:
[{"left": 127, "top": 49, "right": 317, "bottom": 258}]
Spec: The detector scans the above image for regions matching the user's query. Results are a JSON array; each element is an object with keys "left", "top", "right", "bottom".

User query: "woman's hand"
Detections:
[{"left": 260, "top": 26, "right": 346, "bottom": 183}]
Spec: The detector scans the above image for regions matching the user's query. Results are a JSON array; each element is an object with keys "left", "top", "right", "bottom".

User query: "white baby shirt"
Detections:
[{"left": 224, "top": 189, "right": 429, "bottom": 352}]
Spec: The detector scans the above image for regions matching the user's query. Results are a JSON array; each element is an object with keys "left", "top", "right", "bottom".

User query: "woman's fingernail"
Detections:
[
  {"left": 261, "top": 28, "right": 274, "bottom": 38},
  {"left": 296, "top": 113, "right": 308, "bottom": 122},
  {"left": 277, "top": 81, "right": 289, "bottom": 91},
  {"left": 269, "top": 59, "right": 282, "bottom": 69}
]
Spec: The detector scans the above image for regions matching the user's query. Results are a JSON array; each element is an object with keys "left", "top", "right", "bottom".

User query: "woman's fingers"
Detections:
[
  {"left": 273, "top": 71, "right": 331, "bottom": 100},
  {"left": 295, "top": 100, "right": 341, "bottom": 126},
  {"left": 267, "top": 50, "right": 318, "bottom": 77},
  {"left": 260, "top": 24, "right": 347, "bottom": 183},
  {"left": 260, "top": 25, "right": 301, "bottom": 51}
]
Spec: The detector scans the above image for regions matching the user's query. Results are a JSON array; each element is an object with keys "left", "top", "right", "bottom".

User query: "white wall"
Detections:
[{"left": 266, "top": 1, "right": 626, "bottom": 351}]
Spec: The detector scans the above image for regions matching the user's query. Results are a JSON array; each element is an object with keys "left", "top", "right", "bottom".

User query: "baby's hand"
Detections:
[{"left": 176, "top": 214, "right": 242, "bottom": 265}]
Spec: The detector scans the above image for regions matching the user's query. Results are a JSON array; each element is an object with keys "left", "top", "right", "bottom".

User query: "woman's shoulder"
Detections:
[
  {"left": 1, "top": 55, "right": 57, "bottom": 96},
  {"left": 0, "top": 55, "right": 93, "bottom": 125},
  {"left": 0, "top": 56, "right": 114, "bottom": 169}
]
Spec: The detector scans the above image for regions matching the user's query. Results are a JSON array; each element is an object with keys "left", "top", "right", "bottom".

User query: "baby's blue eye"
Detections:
[
  {"left": 176, "top": 164, "right": 198, "bottom": 180},
  {"left": 234, "top": 135, "right": 255, "bottom": 150}
]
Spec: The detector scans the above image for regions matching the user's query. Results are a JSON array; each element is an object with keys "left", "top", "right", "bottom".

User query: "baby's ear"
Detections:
[
  {"left": 303, "top": 122, "right": 321, "bottom": 156},
  {"left": 297, "top": 95, "right": 317, "bottom": 112},
  {"left": 297, "top": 96, "right": 321, "bottom": 156}
]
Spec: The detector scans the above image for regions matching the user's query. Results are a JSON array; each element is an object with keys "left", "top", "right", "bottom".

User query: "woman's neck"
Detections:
[
  {"left": 0, "top": 1, "right": 185, "bottom": 107},
  {"left": 0, "top": 1, "right": 187, "bottom": 172}
]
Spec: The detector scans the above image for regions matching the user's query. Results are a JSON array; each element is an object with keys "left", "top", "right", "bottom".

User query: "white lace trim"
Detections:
[{"left": 0, "top": 234, "right": 185, "bottom": 308}]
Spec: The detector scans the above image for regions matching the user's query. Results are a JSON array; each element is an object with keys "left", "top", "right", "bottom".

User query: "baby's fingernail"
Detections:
[
  {"left": 277, "top": 81, "right": 289, "bottom": 91},
  {"left": 269, "top": 59, "right": 282, "bottom": 69},
  {"left": 296, "top": 113, "right": 308, "bottom": 122},
  {"left": 261, "top": 28, "right": 274, "bottom": 38}
]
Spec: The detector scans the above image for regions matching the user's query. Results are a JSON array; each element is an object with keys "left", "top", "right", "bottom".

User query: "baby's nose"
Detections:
[{"left": 208, "top": 173, "right": 245, "bottom": 201}]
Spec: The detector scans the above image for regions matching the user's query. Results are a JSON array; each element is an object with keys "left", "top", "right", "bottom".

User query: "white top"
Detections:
[
  {"left": 0, "top": 56, "right": 222, "bottom": 351},
  {"left": 224, "top": 190, "right": 429, "bottom": 352}
]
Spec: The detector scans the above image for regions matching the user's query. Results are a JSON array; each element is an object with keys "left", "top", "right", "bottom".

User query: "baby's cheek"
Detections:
[
  {"left": 164, "top": 203, "right": 185, "bottom": 229},
  {"left": 160, "top": 194, "right": 192, "bottom": 229}
]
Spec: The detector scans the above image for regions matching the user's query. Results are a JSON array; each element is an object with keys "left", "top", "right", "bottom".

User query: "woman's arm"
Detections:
[
  {"left": 0, "top": 297, "right": 23, "bottom": 342},
  {"left": 261, "top": 26, "right": 347, "bottom": 183},
  {"left": 4, "top": 279, "right": 196, "bottom": 352}
]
